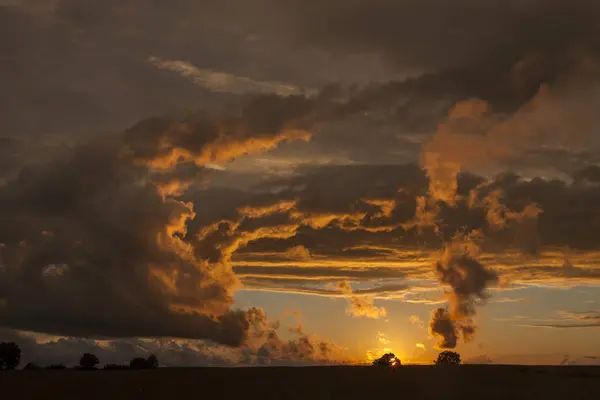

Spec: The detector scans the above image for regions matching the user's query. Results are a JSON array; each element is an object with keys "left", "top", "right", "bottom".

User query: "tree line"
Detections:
[
  {"left": 2, "top": 340, "right": 463, "bottom": 370},
  {"left": 0, "top": 342, "right": 159, "bottom": 371},
  {"left": 372, "top": 351, "right": 462, "bottom": 367}
]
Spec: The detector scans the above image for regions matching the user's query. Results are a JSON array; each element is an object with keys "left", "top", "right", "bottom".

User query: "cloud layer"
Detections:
[{"left": 3, "top": 0, "right": 600, "bottom": 364}]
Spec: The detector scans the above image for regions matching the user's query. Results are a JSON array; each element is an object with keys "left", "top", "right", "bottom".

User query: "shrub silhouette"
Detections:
[
  {"left": 129, "top": 355, "right": 159, "bottom": 369},
  {"left": 0, "top": 342, "right": 21, "bottom": 370},
  {"left": 435, "top": 351, "right": 461, "bottom": 365},
  {"left": 79, "top": 353, "right": 100, "bottom": 370},
  {"left": 45, "top": 364, "right": 67, "bottom": 370},
  {"left": 372, "top": 353, "right": 401, "bottom": 367},
  {"left": 23, "top": 362, "right": 41, "bottom": 370},
  {"left": 103, "top": 364, "right": 129, "bottom": 370},
  {"left": 129, "top": 357, "right": 147, "bottom": 369}
]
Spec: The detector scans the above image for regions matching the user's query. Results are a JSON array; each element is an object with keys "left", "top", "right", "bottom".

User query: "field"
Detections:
[{"left": 1, "top": 365, "right": 599, "bottom": 399}]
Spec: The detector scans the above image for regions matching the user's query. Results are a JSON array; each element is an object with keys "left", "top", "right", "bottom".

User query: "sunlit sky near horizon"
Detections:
[{"left": 2, "top": 0, "right": 600, "bottom": 367}]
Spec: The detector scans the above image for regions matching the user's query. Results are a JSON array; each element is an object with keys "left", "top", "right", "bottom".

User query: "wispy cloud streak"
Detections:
[{"left": 149, "top": 56, "right": 316, "bottom": 97}]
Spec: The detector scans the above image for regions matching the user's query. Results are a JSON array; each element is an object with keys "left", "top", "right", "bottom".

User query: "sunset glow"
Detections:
[{"left": 2, "top": 0, "right": 600, "bottom": 369}]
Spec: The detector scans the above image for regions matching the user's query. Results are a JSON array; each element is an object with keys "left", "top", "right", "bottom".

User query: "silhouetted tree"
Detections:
[
  {"left": 79, "top": 353, "right": 100, "bottom": 370},
  {"left": 146, "top": 354, "right": 159, "bottom": 369},
  {"left": 23, "top": 362, "right": 41, "bottom": 370},
  {"left": 0, "top": 342, "right": 21, "bottom": 370},
  {"left": 128, "top": 355, "right": 157, "bottom": 369},
  {"left": 435, "top": 351, "right": 461, "bottom": 365},
  {"left": 129, "top": 355, "right": 159, "bottom": 369},
  {"left": 129, "top": 357, "right": 148, "bottom": 369},
  {"left": 372, "top": 352, "right": 401, "bottom": 367}
]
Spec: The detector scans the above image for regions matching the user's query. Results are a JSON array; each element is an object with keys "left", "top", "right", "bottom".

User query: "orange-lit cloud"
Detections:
[
  {"left": 409, "top": 315, "right": 424, "bottom": 328},
  {"left": 5, "top": 0, "right": 600, "bottom": 367},
  {"left": 333, "top": 281, "right": 387, "bottom": 319},
  {"left": 145, "top": 129, "right": 312, "bottom": 170}
]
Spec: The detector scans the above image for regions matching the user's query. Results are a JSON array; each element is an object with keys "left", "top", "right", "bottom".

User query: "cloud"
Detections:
[
  {"left": 149, "top": 56, "right": 316, "bottom": 97},
  {"left": 332, "top": 281, "right": 387, "bottom": 319},
  {"left": 286, "top": 1, "right": 600, "bottom": 102},
  {"left": 437, "top": 235, "right": 497, "bottom": 308},
  {"left": 0, "top": 328, "right": 232, "bottom": 367},
  {"left": 121, "top": 101, "right": 314, "bottom": 170},
  {"left": 409, "top": 315, "right": 424, "bottom": 328},
  {"left": 239, "top": 307, "right": 353, "bottom": 365},
  {"left": 377, "top": 332, "right": 390, "bottom": 346},
  {"left": 490, "top": 297, "right": 527, "bottom": 304},
  {"left": 526, "top": 310, "right": 600, "bottom": 329},
  {"left": 0, "top": 308, "right": 353, "bottom": 367},
  {"left": 230, "top": 247, "right": 600, "bottom": 301},
  {"left": 0, "top": 0, "right": 398, "bottom": 141},
  {"left": 428, "top": 308, "right": 458, "bottom": 350},
  {"left": 240, "top": 279, "right": 413, "bottom": 300},
  {"left": 0, "top": 92, "right": 318, "bottom": 345},
  {"left": 284, "top": 245, "right": 312, "bottom": 261},
  {"left": 225, "top": 162, "right": 600, "bottom": 254},
  {"left": 4, "top": 0, "right": 600, "bottom": 365}
]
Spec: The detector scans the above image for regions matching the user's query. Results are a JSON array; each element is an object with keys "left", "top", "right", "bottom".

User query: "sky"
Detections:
[{"left": 1, "top": 0, "right": 600, "bottom": 367}]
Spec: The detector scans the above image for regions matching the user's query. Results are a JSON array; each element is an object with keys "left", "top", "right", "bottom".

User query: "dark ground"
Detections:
[{"left": 1, "top": 365, "right": 599, "bottom": 399}]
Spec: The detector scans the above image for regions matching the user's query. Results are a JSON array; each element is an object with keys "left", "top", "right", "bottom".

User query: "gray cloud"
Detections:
[
  {"left": 4, "top": 0, "right": 600, "bottom": 365},
  {"left": 286, "top": 0, "right": 599, "bottom": 86},
  {"left": 527, "top": 310, "right": 600, "bottom": 329},
  {"left": 0, "top": 307, "right": 351, "bottom": 367},
  {"left": 0, "top": 91, "right": 320, "bottom": 344},
  {"left": 0, "top": 0, "right": 397, "bottom": 139},
  {"left": 0, "top": 139, "right": 247, "bottom": 345},
  {"left": 428, "top": 308, "right": 458, "bottom": 349},
  {"left": 0, "top": 328, "right": 231, "bottom": 367},
  {"left": 149, "top": 56, "right": 317, "bottom": 97},
  {"left": 191, "top": 163, "right": 600, "bottom": 253}
]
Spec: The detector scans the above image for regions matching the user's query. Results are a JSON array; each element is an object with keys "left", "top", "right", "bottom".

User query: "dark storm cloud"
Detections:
[
  {"left": 4, "top": 0, "right": 600, "bottom": 175},
  {"left": 0, "top": 311, "right": 351, "bottom": 366},
  {"left": 184, "top": 162, "right": 600, "bottom": 297},
  {"left": 0, "top": 0, "right": 397, "bottom": 140},
  {"left": 0, "top": 139, "right": 247, "bottom": 345},
  {"left": 0, "top": 0, "right": 219, "bottom": 136},
  {"left": 221, "top": 164, "right": 581, "bottom": 252},
  {"left": 0, "top": 0, "right": 261, "bottom": 135},
  {"left": 428, "top": 231, "right": 498, "bottom": 349},
  {"left": 0, "top": 91, "right": 319, "bottom": 344},
  {"left": 243, "top": 0, "right": 600, "bottom": 171},
  {"left": 0, "top": 328, "right": 232, "bottom": 367},
  {"left": 0, "top": 137, "right": 20, "bottom": 179},
  {"left": 120, "top": 93, "right": 315, "bottom": 169},
  {"left": 3, "top": 0, "right": 600, "bottom": 364},
  {"left": 428, "top": 308, "right": 458, "bottom": 349},
  {"left": 286, "top": 0, "right": 599, "bottom": 94}
]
